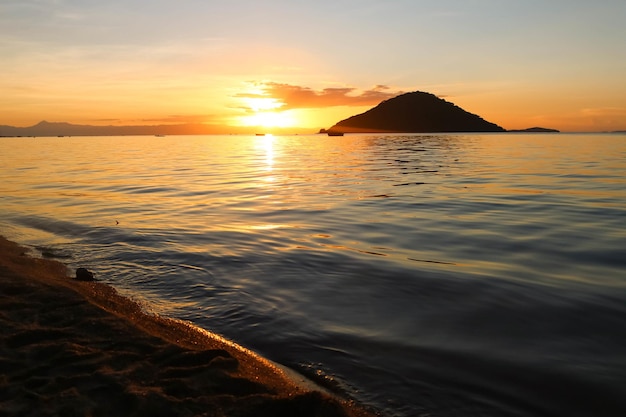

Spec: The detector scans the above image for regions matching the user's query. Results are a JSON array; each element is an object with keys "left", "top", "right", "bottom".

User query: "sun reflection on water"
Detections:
[{"left": 263, "top": 134, "right": 274, "bottom": 171}]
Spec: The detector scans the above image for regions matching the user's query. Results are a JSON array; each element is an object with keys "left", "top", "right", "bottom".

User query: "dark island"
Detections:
[
  {"left": 508, "top": 127, "right": 560, "bottom": 133},
  {"left": 325, "top": 91, "right": 505, "bottom": 134}
]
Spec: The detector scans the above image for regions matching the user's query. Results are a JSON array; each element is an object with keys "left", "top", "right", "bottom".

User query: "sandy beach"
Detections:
[{"left": 0, "top": 235, "right": 375, "bottom": 417}]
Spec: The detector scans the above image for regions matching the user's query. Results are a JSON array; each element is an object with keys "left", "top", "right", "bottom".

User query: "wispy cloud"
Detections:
[
  {"left": 579, "top": 107, "right": 626, "bottom": 118},
  {"left": 140, "top": 115, "right": 217, "bottom": 124},
  {"left": 236, "top": 82, "right": 403, "bottom": 109}
]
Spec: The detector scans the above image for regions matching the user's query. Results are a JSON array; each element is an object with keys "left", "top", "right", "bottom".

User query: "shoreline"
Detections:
[{"left": 0, "top": 235, "right": 376, "bottom": 416}]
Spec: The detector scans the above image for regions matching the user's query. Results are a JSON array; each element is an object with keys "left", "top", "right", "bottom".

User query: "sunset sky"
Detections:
[{"left": 1, "top": 0, "right": 625, "bottom": 132}]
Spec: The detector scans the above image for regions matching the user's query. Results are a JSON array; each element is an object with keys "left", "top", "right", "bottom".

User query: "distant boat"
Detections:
[
  {"left": 327, "top": 131, "right": 344, "bottom": 136},
  {"left": 155, "top": 134, "right": 165, "bottom": 137},
  {"left": 255, "top": 133, "right": 266, "bottom": 136}
]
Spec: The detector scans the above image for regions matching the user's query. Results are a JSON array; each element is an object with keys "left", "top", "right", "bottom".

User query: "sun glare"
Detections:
[
  {"left": 243, "top": 97, "right": 282, "bottom": 112},
  {"left": 240, "top": 110, "right": 297, "bottom": 128},
  {"left": 236, "top": 86, "right": 300, "bottom": 129}
]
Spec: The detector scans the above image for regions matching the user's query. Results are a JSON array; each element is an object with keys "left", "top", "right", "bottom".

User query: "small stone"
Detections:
[{"left": 75, "top": 267, "right": 94, "bottom": 281}]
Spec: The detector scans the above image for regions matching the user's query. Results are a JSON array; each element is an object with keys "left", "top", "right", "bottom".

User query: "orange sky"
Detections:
[{"left": 1, "top": 1, "right": 625, "bottom": 132}]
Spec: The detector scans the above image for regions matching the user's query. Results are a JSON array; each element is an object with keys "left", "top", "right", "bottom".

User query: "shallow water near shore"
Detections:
[{"left": 1, "top": 133, "right": 625, "bottom": 416}]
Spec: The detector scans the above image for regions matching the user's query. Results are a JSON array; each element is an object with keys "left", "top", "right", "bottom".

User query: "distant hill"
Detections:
[
  {"left": 327, "top": 91, "right": 505, "bottom": 134},
  {"left": 0, "top": 121, "right": 222, "bottom": 137},
  {"left": 508, "top": 127, "right": 560, "bottom": 133}
]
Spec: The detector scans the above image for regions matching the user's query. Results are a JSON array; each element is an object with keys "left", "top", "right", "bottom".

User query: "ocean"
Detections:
[{"left": 1, "top": 133, "right": 625, "bottom": 416}]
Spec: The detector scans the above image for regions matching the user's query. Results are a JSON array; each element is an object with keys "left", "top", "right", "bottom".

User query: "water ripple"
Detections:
[{"left": 1, "top": 133, "right": 625, "bottom": 417}]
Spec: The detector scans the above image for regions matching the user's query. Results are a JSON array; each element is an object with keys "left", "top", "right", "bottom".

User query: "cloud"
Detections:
[
  {"left": 579, "top": 107, "right": 626, "bottom": 130},
  {"left": 579, "top": 107, "right": 626, "bottom": 118},
  {"left": 90, "top": 118, "right": 122, "bottom": 123},
  {"left": 139, "top": 115, "right": 217, "bottom": 124},
  {"left": 236, "top": 82, "right": 402, "bottom": 109}
]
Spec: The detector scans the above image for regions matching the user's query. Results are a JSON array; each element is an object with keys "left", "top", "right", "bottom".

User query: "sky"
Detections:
[{"left": 1, "top": 0, "right": 625, "bottom": 132}]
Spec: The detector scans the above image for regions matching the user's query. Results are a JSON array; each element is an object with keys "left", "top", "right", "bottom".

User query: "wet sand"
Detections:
[{"left": 0, "top": 236, "right": 376, "bottom": 417}]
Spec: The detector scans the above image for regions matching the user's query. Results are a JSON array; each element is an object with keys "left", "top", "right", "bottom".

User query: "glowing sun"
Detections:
[
  {"left": 238, "top": 97, "right": 297, "bottom": 128},
  {"left": 241, "top": 110, "right": 297, "bottom": 128}
]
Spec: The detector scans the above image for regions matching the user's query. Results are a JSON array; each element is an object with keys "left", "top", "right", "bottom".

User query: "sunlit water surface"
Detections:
[{"left": 1, "top": 133, "right": 625, "bottom": 416}]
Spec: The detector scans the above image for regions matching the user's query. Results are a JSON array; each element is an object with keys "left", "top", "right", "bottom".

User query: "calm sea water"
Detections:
[{"left": 1, "top": 133, "right": 625, "bottom": 416}]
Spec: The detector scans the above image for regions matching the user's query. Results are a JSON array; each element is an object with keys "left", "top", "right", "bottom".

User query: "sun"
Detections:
[
  {"left": 240, "top": 110, "right": 297, "bottom": 128},
  {"left": 237, "top": 97, "right": 298, "bottom": 128},
  {"left": 243, "top": 97, "right": 281, "bottom": 112},
  {"left": 235, "top": 84, "right": 299, "bottom": 129}
]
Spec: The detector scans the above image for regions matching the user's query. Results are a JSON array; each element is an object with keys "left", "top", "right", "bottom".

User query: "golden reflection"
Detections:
[
  {"left": 261, "top": 134, "right": 274, "bottom": 171},
  {"left": 247, "top": 224, "right": 284, "bottom": 230}
]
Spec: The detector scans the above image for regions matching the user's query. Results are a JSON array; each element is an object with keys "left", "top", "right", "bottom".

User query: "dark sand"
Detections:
[{"left": 0, "top": 236, "right": 377, "bottom": 417}]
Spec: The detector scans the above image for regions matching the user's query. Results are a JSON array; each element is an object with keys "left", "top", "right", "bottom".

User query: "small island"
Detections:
[
  {"left": 507, "top": 127, "right": 560, "bottom": 133},
  {"left": 325, "top": 91, "right": 506, "bottom": 134}
]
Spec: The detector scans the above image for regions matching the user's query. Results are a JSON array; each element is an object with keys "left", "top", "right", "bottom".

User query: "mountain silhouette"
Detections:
[
  {"left": 327, "top": 91, "right": 505, "bottom": 133},
  {"left": 0, "top": 120, "right": 217, "bottom": 137},
  {"left": 0, "top": 120, "right": 312, "bottom": 136},
  {"left": 508, "top": 127, "right": 560, "bottom": 133}
]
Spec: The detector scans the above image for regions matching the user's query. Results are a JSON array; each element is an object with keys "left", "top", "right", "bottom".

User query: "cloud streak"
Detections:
[
  {"left": 140, "top": 115, "right": 217, "bottom": 124},
  {"left": 237, "top": 82, "right": 403, "bottom": 109}
]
